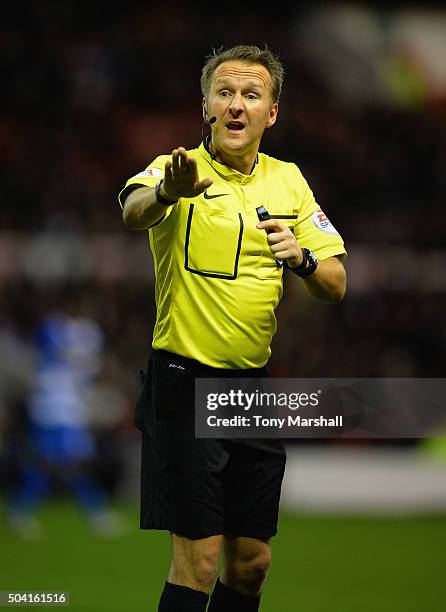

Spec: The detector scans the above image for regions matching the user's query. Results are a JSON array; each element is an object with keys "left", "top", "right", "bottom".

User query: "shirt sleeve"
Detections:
[
  {"left": 117, "top": 155, "right": 175, "bottom": 226},
  {"left": 293, "top": 166, "right": 347, "bottom": 261}
]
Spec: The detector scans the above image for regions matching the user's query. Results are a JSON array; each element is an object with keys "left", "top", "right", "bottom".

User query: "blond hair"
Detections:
[{"left": 201, "top": 45, "right": 284, "bottom": 103}]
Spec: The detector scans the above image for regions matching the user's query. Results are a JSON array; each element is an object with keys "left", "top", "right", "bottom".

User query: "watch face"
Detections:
[{"left": 306, "top": 249, "right": 318, "bottom": 265}]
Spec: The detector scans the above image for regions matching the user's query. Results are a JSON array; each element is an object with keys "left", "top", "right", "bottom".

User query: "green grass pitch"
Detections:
[{"left": 1, "top": 503, "right": 445, "bottom": 611}]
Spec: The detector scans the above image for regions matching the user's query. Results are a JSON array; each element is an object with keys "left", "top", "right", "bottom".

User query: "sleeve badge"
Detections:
[{"left": 311, "top": 209, "right": 340, "bottom": 236}]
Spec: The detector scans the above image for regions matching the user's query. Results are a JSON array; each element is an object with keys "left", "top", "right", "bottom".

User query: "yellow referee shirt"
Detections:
[{"left": 118, "top": 141, "right": 347, "bottom": 368}]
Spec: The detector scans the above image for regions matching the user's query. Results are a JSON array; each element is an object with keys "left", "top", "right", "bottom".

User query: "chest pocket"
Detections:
[{"left": 184, "top": 203, "right": 243, "bottom": 279}]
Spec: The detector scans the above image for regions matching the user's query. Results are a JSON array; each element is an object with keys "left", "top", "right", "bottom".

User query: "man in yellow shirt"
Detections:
[{"left": 119, "top": 45, "right": 346, "bottom": 612}]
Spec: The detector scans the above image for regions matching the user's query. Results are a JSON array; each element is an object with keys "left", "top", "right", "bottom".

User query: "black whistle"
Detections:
[
  {"left": 256, "top": 206, "right": 283, "bottom": 268},
  {"left": 256, "top": 205, "right": 271, "bottom": 223}
]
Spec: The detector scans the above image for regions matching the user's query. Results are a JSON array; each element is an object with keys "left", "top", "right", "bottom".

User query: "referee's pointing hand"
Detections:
[
  {"left": 256, "top": 218, "right": 304, "bottom": 268},
  {"left": 163, "top": 147, "right": 213, "bottom": 200}
]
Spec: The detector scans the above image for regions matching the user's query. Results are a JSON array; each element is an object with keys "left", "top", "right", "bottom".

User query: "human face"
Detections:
[{"left": 205, "top": 60, "right": 278, "bottom": 161}]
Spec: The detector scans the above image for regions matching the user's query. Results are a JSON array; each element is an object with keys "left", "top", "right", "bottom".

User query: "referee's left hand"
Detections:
[{"left": 256, "top": 219, "right": 303, "bottom": 268}]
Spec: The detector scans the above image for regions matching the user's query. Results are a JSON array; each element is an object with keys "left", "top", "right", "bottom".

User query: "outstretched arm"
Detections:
[{"left": 123, "top": 147, "right": 213, "bottom": 230}]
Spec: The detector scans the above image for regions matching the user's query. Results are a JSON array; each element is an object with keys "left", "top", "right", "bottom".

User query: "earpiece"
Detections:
[{"left": 203, "top": 104, "right": 216, "bottom": 125}]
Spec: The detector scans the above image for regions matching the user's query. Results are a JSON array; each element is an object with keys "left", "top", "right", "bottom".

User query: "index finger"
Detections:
[{"left": 256, "top": 219, "right": 287, "bottom": 233}]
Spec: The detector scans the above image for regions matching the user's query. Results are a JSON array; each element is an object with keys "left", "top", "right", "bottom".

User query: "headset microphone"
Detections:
[
  {"left": 203, "top": 105, "right": 217, "bottom": 124},
  {"left": 202, "top": 106, "right": 217, "bottom": 158}
]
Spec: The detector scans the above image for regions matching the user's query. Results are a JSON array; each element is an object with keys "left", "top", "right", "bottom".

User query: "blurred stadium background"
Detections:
[{"left": 1, "top": 2, "right": 445, "bottom": 610}]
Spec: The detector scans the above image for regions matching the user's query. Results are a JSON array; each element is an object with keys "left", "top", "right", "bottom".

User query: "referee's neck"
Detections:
[{"left": 209, "top": 139, "right": 258, "bottom": 176}]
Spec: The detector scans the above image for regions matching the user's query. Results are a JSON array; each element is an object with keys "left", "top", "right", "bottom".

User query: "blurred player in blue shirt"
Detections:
[{"left": 7, "top": 292, "right": 125, "bottom": 539}]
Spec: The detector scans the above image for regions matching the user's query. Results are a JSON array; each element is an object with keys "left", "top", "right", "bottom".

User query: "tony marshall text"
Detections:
[{"left": 207, "top": 415, "right": 343, "bottom": 428}]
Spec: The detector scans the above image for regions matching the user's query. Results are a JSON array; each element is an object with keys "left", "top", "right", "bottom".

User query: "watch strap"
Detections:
[
  {"left": 155, "top": 179, "right": 178, "bottom": 206},
  {"left": 286, "top": 248, "right": 318, "bottom": 278}
]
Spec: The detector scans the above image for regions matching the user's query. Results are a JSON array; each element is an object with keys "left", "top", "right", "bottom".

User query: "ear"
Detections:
[
  {"left": 266, "top": 102, "right": 278, "bottom": 129},
  {"left": 202, "top": 97, "right": 208, "bottom": 121}
]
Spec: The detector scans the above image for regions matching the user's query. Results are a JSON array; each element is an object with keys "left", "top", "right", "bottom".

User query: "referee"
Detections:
[{"left": 119, "top": 45, "right": 346, "bottom": 612}]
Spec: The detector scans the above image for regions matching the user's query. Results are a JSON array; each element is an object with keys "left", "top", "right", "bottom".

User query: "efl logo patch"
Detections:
[
  {"left": 311, "top": 209, "right": 339, "bottom": 235},
  {"left": 132, "top": 167, "right": 162, "bottom": 179}
]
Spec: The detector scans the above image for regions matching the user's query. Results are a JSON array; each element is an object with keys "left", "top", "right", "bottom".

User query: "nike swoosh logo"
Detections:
[{"left": 203, "top": 190, "right": 229, "bottom": 200}]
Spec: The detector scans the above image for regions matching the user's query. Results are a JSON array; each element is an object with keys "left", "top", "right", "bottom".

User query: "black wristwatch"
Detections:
[
  {"left": 286, "top": 248, "right": 318, "bottom": 278},
  {"left": 155, "top": 179, "right": 178, "bottom": 206}
]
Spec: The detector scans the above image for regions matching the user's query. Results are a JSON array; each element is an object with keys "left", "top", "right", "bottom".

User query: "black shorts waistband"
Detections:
[{"left": 152, "top": 349, "right": 269, "bottom": 378}]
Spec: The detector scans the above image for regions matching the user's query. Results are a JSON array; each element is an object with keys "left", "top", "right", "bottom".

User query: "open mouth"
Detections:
[{"left": 225, "top": 121, "right": 245, "bottom": 132}]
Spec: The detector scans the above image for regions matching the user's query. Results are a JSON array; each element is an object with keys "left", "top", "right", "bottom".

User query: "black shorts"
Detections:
[{"left": 134, "top": 349, "right": 286, "bottom": 540}]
